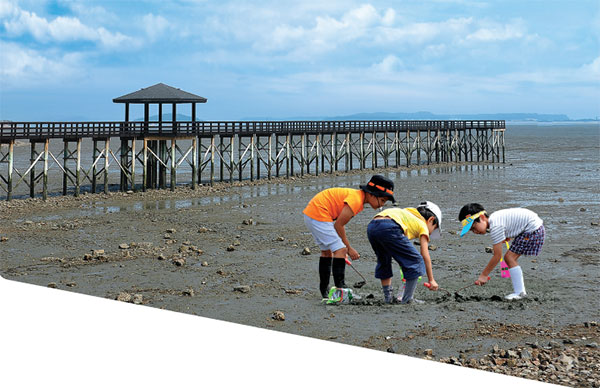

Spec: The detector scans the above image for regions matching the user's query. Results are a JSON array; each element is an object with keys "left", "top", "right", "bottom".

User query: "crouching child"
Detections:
[
  {"left": 458, "top": 203, "right": 545, "bottom": 300},
  {"left": 367, "top": 201, "right": 442, "bottom": 304},
  {"left": 303, "top": 175, "right": 396, "bottom": 298}
]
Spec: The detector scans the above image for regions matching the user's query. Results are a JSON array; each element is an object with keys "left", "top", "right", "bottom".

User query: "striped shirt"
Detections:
[{"left": 489, "top": 208, "right": 543, "bottom": 245}]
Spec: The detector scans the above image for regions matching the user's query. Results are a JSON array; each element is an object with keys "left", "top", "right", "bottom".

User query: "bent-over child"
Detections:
[
  {"left": 459, "top": 203, "right": 545, "bottom": 300},
  {"left": 303, "top": 175, "right": 395, "bottom": 298},
  {"left": 367, "top": 201, "right": 442, "bottom": 304}
]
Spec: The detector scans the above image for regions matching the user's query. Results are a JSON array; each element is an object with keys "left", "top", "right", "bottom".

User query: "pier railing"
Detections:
[
  {"left": 0, "top": 120, "right": 505, "bottom": 200},
  {"left": 1, "top": 120, "right": 505, "bottom": 139}
]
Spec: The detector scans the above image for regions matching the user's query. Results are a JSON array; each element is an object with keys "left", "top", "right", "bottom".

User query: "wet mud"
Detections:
[{"left": 1, "top": 125, "right": 599, "bottom": 386}]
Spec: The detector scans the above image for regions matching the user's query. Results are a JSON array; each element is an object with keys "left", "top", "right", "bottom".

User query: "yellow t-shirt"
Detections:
[
  {"left": 375, "top": 207, "right": 430, "bottom": 241},
  {"left": 303, "top": 188, "right": 365, "bottom": 222}
]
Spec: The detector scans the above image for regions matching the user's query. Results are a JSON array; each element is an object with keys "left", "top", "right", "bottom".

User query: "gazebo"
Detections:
[
  {"left": 113, "top": 83, "right": 207, "bottom": 132},
  {"left": 112, "top": 83, "right": 207, "bottom": 190}
]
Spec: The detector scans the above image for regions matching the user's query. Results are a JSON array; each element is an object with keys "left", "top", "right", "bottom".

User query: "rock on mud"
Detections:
[
  {"left": 272, "top": 311, "right": 285, "bottom": 321},
  {"left": 234, "top": 285, "right": 250, "bottom": 293},
  {"left": 116, "top": 292, "right": 132, "bottom": 302}
]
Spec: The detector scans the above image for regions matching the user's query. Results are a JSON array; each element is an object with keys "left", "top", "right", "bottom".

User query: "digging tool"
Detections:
[
  {"left": 455, "top": 276, "right": 491, "bottom": 295},
  {"left": 423, "top": 282, "right": 451, "bottom": 296},
  {"left": 345, "top": 257, "right": 367, "bottom": 288}
]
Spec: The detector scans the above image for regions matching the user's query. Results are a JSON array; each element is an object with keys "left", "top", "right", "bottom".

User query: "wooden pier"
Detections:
[{"left": 0, "top": 120, "right": 505, "bottom": 200}]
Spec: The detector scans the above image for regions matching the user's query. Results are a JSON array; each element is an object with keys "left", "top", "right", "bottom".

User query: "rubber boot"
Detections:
[
  {"left": 332, "top": 258, "right": 347, "bottom": 288},
  {"left": 318, "top": 257, "right": 332, "bottom": 298}
]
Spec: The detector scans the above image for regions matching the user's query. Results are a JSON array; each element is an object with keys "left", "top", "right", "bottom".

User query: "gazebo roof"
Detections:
[{"left": 113, "top": 83, "right": 207, "bottom": 104}]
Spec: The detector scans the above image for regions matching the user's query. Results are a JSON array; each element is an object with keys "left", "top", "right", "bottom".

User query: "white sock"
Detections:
[{"left": 508, "top": 266, "right": 526, "bottom": 295}]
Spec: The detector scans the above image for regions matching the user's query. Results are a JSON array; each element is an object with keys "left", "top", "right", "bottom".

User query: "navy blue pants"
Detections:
[{"left": 367, "top": 218, "right": 425, "bottom": 280}]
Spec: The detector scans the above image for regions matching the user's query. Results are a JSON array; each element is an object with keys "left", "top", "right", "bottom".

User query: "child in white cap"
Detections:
[
  {"left": 367, "top": 201, "right": 442, "bottom": 304},
  {"left": 458, "top": 203, "right": 545, "bottom": 300}
]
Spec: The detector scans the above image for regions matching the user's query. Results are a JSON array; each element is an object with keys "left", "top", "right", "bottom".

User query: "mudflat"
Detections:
[{"left": 1, "top": 125, "right": 599, "bottom": 386}]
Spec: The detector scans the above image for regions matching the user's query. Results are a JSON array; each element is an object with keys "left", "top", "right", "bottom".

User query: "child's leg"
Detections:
[
  {"left": 400, "top": 277, "right": 419, "bottom": 304},
  {"left": 505, "top": 250, "right": 526, "bottom": 298},
  {"left": 319, "top": 250, "right": 333, "bottom": 298},
  {"left": 368, "top": 219, "right": 395, "bottom": 303},
  {"left": 379, "top": 278, "right": 394, "bottom": 303},
  {"left": 332, "top": 256, "right": 347, "bottom": 288}
]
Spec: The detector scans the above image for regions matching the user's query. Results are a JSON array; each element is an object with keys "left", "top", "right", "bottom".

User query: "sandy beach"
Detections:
[{"left": 1, "top": 124, "right": 599, "bottom": 386}]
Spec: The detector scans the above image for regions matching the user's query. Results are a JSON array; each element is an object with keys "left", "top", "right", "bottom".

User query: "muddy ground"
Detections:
[{"left": 1, "top": 148, "right": 599, "bottom": 386}]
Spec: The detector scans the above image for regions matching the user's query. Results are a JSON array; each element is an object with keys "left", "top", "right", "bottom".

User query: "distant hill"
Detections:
[
  {"left": 241, "top": 112, "right": 577, "bottom": 122},
  {"left": 134, "top": 111, "right": 597, "bottom": 123}
]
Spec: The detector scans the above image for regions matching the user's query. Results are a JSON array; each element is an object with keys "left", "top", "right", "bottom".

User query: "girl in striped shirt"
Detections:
[{"left": 458, "top": 203, "right": 545, "bottom": 300}]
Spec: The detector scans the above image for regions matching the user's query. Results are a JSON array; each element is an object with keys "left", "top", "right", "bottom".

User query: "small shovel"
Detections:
[
  {"left": 455, "top": 276, "right": 491, "bottom": 296},
  {"left": 423, "top": 282, "right": 451, "bottom": 296},
  {"left": 345, "top": 257, "right": 367, "bottom": 288}
]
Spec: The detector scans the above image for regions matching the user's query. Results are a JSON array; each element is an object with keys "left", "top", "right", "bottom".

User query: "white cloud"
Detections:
[
  {"left": 0, "top": 41, "right": 85, "bottom": 88},
  {"left": 1, "top": 2, "right": 135, "bottom": 48},
  {"left": 256, "top": 4, "right": 397, "bottom": 55},
  {"left": 369, "top": 55, "right": 403, "bottom": 74},
  {"left": 581, "top": 56, "right": 600, "bottom": 80},
  {"left": 142, "top": 13, "right": 170, "bottom": 41},
  {"left": 465, "top": 20, "right": 526, "bottom": 42}
]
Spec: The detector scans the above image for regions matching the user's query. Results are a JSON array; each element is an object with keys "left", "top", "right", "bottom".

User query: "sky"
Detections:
[{"left": 0, "top": 0, "right": 599, "bottom": 121}]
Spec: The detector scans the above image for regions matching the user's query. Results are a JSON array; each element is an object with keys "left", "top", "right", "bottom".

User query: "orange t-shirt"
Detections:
[{"left": 303, "top": 188, "right": 365, "bottom": 222}]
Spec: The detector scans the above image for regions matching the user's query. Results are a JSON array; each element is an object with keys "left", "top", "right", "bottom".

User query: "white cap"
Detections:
[{"left": 418, "top": 201, "right": 442, "bottom": 240}]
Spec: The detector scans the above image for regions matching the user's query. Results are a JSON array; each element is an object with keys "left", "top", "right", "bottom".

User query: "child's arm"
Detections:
[
  {"left": 333, "top": 204, "right": 359, "bottom": 260},
  {"left": 419, "top": 234, "right": 438, "bottom": 290},
  {"left": 476, "top": 242, "right": 503, "bottom": 285}
]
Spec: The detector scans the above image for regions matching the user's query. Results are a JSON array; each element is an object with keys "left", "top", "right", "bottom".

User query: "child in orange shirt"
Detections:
[{"left": 303, "top": 175, "right": 395, "bottom": 298}]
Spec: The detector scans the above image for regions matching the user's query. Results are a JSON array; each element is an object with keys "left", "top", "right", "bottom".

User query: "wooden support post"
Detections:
[
  {"left": 267, "top": 135, "right": 272, "bottom": 180},
  {"left": 171, "top": 138, "right": 176, "bottom": 191},
  {"left": 160, "top": 140, "right": 167, "bottom": 189},
  {"left": 104, "top": 138, "right": 109, "bottom": 194},
  {"left": 120, "top": 138, "right": 128, "bottom": 191},
  {"left": 383, "top": 132, "right": 388, "bottom": 168},
  {"left": 286, "top": 133, "right": 290, "bottom": 178},
  {"left": 219, "top": 136, "right": 224, "bottom": 182},
  {"left": 406, "top": 129, "right": 411, "bottom": 167},
  {"left": 191, "top": 137, "right": 197, "bottom": 189},
  {"left": 238, "top": 135, "right": 244, "bottom": 182},
  {"left": 210, "top": 136, "right": 215, "bottom": 186},
  {"left": 230, "top": 135, "right": 234, "bottom": 184},
  {"left": 345, "top": 132, "right": 350, "bottom": 172},
  {"left": 416, "top": 130, "right": 421, "bottom": 165},
  {"left": 251, "top": 135, "right": 256, "bottom": 182},
  {"left": 315, "top": 133, "right": 320, "bottom": 176},
  {"left": 348, "top": 132, "right": 354, "bottom": 170},
  {"left": 301, "top": 133, "right": 305, "bottom": 177},
  {"left": 92, "top": 140, "right": 97, "bottom": 193},
  {"left": 75, "top": 139, "right": 81, "bottom": 196},
  {"left": 7, "top": 141, "right": 13, "bottom": 201},
  {"left": 130, "top": 138, "right": 136, "bottom": 192},
  {"left": 143, "top": 138, "right": 148, "bottom": 192},
  {"left": 63, "top": 141, "right": 68, "bottom": 195},
  {"left": 372, "top": 132, "right": 377, "bottom": 169},
  {"left": 502, "top": 129, "right": 506, "bottom": 163},
  {"left": 360, "top": 132, "right": 365, "bottom": 170},
  {"left": 43, "top": 139, "right": 49, "bottom": 200},
  {"left": 30, "top": 142, "right": 36, "bottom": 198}
]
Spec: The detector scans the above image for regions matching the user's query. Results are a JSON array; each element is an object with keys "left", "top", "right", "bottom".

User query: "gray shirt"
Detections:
[{"left": 488, "top": 208, "right": 543, "bottom": 245}]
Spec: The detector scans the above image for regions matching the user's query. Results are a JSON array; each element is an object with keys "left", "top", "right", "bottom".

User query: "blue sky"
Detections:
[{"left": 0, "top": 0, "right": 598, "bottom": 121}]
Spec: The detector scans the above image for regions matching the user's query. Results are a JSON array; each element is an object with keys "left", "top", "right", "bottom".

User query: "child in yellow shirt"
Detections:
[{"left": 367, "top": 202, "right": 442, "bottom": 303}]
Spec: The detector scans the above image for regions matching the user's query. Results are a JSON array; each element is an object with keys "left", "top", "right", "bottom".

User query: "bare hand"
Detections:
[
  {"left": 428, "top": 279, "right": 439, "bottom": 291},
  {"left": 475, "top": 274, "right": 489, "bottom": 285},
  {"left": 348, "top": 247, "right": 360, "bottom": 260}
]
